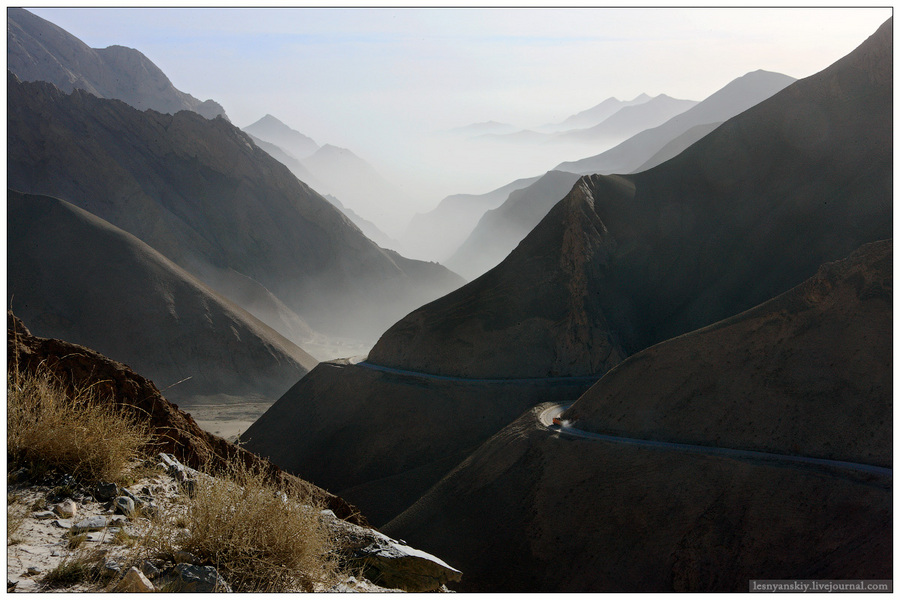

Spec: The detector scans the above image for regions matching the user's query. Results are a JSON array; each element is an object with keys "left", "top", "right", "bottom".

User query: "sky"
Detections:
[{"left": 28, "top": 6, "right": 893, "bottom": 220}]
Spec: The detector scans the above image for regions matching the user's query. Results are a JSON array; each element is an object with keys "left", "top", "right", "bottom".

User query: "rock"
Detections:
[
  {"left": 94, "top": 482, "right": 119, "bottom": 502},
  {"left": 71, "top": 515, "right": 108, "bottom": 533},
  {"left": 53, "top": 499, "right": 77, "bottom": 518},
  {"left": 32, "top": 511, "right": 56, "bottom": 520},
  {"left": 50, "top": 519, "right": 72, "bottom": 529},
  {"left": 322, "top": 513, "right": 461, "bottom": 592},
  {"left": 114, "top": 496, "right": 136, "bottom": 517},
  {"left": 158, "top": 453, "right": 199, "bottom": 483},
  {"left": 164, "top": 564, "right": 231, "bottom": 593},
  {"left": 140, "top": 560, "right": 161, "bottom": 580},
  {"left": 115, "top": 567, "right": 155, "bottom": 593},
  {"left": 102, "top": 561, "right": 123, "bottom": 580}
]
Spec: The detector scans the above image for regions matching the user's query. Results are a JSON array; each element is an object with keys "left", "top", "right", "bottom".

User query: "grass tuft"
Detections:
[
  {"left": 7, "top": 368, "right": 151, "bottom": 483},
  {"left": 155, "top": 461, "right": 339, "bottom": 592}
]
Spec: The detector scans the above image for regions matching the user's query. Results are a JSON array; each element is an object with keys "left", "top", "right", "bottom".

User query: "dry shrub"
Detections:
[
  {"left": 7, "top": 368, "right": 151, "bottom": 483},
  {"left": 165, "top": 461, "right": 339, "bottom": 592}
]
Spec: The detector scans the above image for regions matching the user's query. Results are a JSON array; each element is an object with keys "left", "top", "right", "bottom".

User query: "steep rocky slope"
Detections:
[
  {"left": 371, "top": 18, "right": 892, "bottom": 377},
  {"left": 383, "top": 239, "right": 892, "bottom": 591},
  {"left": 8, "top": 190, "right": 317, "bottom": 407},
  {"left": 7, "top": 8, "right": 226, "bottom": 119},
  {"left": 7, "top": 73, "right": 463, "bottom": 343}
]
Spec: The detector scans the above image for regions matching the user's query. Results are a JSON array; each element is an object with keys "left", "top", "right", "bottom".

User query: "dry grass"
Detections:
[
  {"left": 7, "top": 368, "right": 151, "bottom": 483},
  {"left": 155, "top": 461, "right": 339, "bottom": 592},
  {"left": 41, "top": 547, "right": 108, "bottom": 589}
]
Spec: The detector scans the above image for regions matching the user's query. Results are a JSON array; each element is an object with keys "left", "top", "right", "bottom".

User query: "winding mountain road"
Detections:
[
  {"left": 349, "top": 358, "right": 891, "bottom": 479},
  {"left": 540, "top": 405, "right": 893, "bottom": 478},
  {"left": 353, "top": 359, "right": 604, "bottom": 385}
]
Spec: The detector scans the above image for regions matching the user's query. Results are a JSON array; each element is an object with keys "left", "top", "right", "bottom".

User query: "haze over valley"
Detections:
[{"left": 7, "top": 7, "right": 892, "bottom": 592}]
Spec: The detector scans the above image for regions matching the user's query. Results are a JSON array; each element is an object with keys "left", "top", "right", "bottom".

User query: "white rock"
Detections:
[
  {"left": 53, "top": 499, "right": 77, "bottom": 518},
  {"left": 115, "top": 567, "right": 155, "bottom": 593}
]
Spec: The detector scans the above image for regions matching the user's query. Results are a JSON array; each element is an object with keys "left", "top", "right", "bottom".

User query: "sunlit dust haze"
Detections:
[{"left": 30, "top": 6, "right": 891, "bottom": 246}]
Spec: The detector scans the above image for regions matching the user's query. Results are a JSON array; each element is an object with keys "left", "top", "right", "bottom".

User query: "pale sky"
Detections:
[{"left": 27, "top": 6, "right": 893, "bottom": 210}]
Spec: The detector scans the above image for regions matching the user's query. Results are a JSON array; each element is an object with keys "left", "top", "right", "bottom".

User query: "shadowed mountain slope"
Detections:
[
  {"left": 242, "top": 360, "right": 598, "bottom": 525},
  {"left": 557, "top": 70, "right": 796, "bottom": 175},
  {"left": 383, "top": 239, "right": 892, "bottom": 591},
  {"left": 7, "top": 73, "right": 463, "bottom": 343},
  {"left": 564, "top": 239, "right": 892, "bottom": 467},
  {"left": 370, "top": 18, "right": 891, "bottom": 378},
  {"left": 444, "top": 170, "right": 583, "bottom": 279},
  {"left": 7, "top": 8, "right": 226, "bottom": 120},
  {"left": 8, "top": 190, "right": 317, "bottom": 407}
]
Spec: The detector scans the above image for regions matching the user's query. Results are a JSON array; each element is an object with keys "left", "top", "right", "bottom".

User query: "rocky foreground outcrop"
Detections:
[
  {"left": 383, "top": 239, "right": 892, "bottom": 591},
  {"left": 7, "top": 311, "right": 361, "bottom": 526}
]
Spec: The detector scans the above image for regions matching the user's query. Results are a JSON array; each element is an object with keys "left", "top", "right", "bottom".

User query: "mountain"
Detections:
[
  {"left": 373, "top": 18, "right": 891, "bottom": 377},
  {"left": 444, "top": 170, "right": 583, "bottom": 279},
  {"left": 7, "top": 190, "right": 317, "bottom": 407},
  {"left": 539, "top": 93, "right": 651, "bottom": 132},
  {"left": 399, "top": 175, "right": 542, "bottom": 263},
  {"left": 383, "top": 239, "right": 892, "bottom": 591},
  {"left": 555, "top": 94, "right": 697, "bottom": 143},
  {"left": 241, "top": 17, "right": 893, "bottom": 528},
  {"left": 324, "top": 195, "right": 398, "bottom": 250},
  {"left": 299, "top": 144, "right": 414, "bottom": 235},
  {"left": 244, "top": 133, "right": 322, "bottom": 186},
  {"left": 557, "top": 70, "right": 796, "bottom": 175},
  {"left": 243, "top": 114, "right": 319, "bottom": 160},
  {"left": 7, "top": 8, "right": 226, "bottom": 120},
  {"left": 432, "top": 71, "right": 795, "bottom": 275},
  {"left": 7, "top": 73, "right": 464, "bottom": 343}
]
